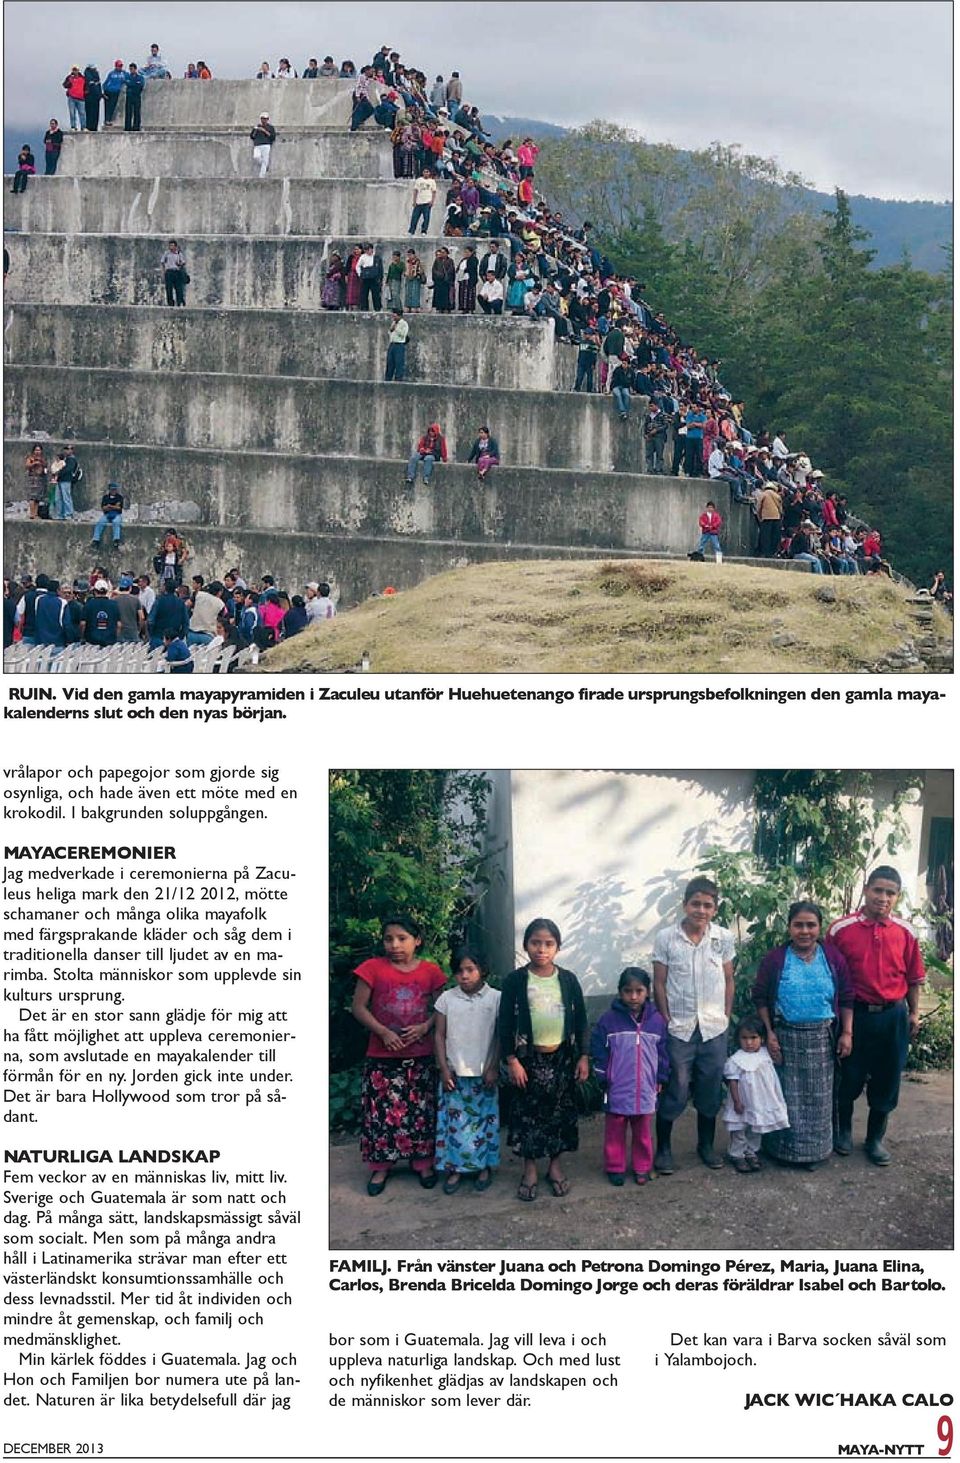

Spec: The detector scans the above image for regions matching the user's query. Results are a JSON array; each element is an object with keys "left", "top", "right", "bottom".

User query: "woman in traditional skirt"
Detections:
[
  {"left": 499, "top": 918, "right": 589, "bottom": 1201},
  {"left": 752, "top": 901, "right": 855, "bottom": 1168},
  {"left": 434, "top": 948, "right": 501, "bottom": 1193},
  {"left": 351, "top": 915, "right": 447, "bottom": 1196},
  {"left": 344, "top": 246, "right": 362, "bottom": 310},
  {"left": 320, "top": 252, "right": 345, "bottom": 310},
  {"left": 430, "top": 247, "right": 456, "bottom": 313},
  {"left": 403, "top": 249, "right": 425, "bottom": 311}
]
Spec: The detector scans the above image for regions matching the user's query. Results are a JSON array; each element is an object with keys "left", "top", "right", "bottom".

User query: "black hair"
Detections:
[
  {"left": 617, "top": 966, "right": 651, "bottom": 993},
  {"left": 380, "top": 913, "right": 423, "bottom": 941},
  {"left": 787, "top": 900, "right": 823, "bottom": 927},
  {"left": 682, "top": 876, "right": 719, "bottom": 905},
  {"left": 522, "top": 917, "right": 561, "bottom": 949},
  {"left": 867, "top": 865, "right": 902, "bottom": 890},
  {"left": 318, "top": 582, "right": 331, "bottom": 597},
  {"left": 452, "top": 944, "right": 487, "bottom": 975},
  {"left": 736, "top": 1016, "right": 766, "bottom": 1043}
]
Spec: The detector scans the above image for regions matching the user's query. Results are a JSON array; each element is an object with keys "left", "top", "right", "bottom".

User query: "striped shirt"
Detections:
[{"left": 652, "top": 920, "right": 735, "bottom": 1042}]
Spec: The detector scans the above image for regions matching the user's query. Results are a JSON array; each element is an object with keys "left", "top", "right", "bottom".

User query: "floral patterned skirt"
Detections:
[
  {"left": 506, "top": 1047, "right": 579, "bottom": 1160},
  {"left": 360, "top": 1056, "right": 437, "bottom": 1167},
  {"left": 435, "top": 1076, "right": 500, "bottom": 1174}
]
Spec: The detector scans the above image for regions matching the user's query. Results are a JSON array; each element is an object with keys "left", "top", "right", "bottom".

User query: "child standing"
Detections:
[
  {"left": 434, "top": 948, "right": 501, "bottom": 1194},
  {"left": 721, "top": 1017, "right": 789, "bottom": 1172},
  {"left": 590, "top": 968, "right": 670, "bottom": 1186},
  {"left": 351, "top": 915, "right": 446, "bottom": 1196},
  {"left": 695, "top": 501, "right": 723, "bottom": 562},
  {"left": 499, "top": 918, "right": 589, "bottom": 1202}
]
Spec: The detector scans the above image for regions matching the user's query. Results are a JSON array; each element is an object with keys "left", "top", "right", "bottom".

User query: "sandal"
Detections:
[
  {"left": 634, "top": 1172, "right": 650, "bottom": 1186},
  {"left": 473, "top": 1170, "right": 493, "bottom": 1193},
  {"left": 747, "top": 1154, "right": 763, "bottom": 1171},
  {"left": 418, "top": 1169, "right": 438, "bottom": 1189},
  {"left": 516, "top": 1181, "right": 537, "bottom": 1202},
  {"left": 366, "top": 1172, "right": 389, "bottom": 1197},
  {"left": 547, "top": 1176, "right": 570, "bottom": 1198},
  {"left": 442, "top": 1173, "right": 461, "bottom": 1195},
  {"left": 732, "top": 1157, "right": 752, "bottom": 1174}
]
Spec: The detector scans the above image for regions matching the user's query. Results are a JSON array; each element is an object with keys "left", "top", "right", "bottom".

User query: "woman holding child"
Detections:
[{"left": 752, "top": 901, "right": 855, "bottom": 1168}]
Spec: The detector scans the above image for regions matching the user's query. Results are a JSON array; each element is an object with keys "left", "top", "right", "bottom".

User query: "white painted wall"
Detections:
[
  {"left": 499, "top": 770, "right": 755, "bottom": 994},
  {"left": 480, "top": 770, "right": 949, "bottom": 995}
]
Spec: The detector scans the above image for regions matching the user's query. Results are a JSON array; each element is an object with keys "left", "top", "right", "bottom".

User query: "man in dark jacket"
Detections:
[
  {"left": 123, "top": 64, "right": 144, "bottom": 131},
  {"left": 148, "top": 581, "right": 190, "bottom": 648},
  {"left": 91, "top": 482, "right": 124, "bottom": 549},
  {"left": 34, "top": 581, "right": 68, "bottom": 648}
]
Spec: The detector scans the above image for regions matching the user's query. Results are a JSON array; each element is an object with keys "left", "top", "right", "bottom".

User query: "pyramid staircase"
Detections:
[{"left": 4, "top": 77, "right": 772, "bottom": 601}]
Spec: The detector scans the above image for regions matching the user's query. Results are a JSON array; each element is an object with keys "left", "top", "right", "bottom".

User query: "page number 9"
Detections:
[{"left": 938, "top": 1416, "right": 953, "bottom": 1456}]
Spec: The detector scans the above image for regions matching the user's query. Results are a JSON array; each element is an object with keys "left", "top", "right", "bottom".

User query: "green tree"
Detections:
[
  {"left": 700, "top": 771, "right": 924, "bottom": 1007},
  {"left": 328, "top": 769, "right": 491, "bottom": 1077}
]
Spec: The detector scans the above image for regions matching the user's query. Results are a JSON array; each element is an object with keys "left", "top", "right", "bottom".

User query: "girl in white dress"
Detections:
[{"left": 722, "top": 1017, "right": 789, "bottom": 1172}]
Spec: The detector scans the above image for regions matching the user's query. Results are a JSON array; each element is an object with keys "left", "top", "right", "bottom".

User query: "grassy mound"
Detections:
[{"left": 256, "top": 559, "right": 950, "bottom": 674}]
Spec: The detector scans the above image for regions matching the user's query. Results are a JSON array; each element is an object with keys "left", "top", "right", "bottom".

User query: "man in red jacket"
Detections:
[{"left": 827, "top": 866, "right": 925, "bottom": 1165}]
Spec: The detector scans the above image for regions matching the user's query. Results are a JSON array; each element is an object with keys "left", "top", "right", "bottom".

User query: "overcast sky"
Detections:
[{"left": 2, "top": 0, "right": 952, "bottom": 200}]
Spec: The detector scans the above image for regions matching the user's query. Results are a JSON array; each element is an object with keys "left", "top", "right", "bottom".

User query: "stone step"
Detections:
[
  {"left": 2, "top": 521, "right": 810, "bottom": 612},
  {"left": 5, "top": 365, "right": 641, "bottom": 474},
  {"left": 53, "top": 131, "right": 393, "bottom": 180},
  {"left": 4, "top": 441, "right": 753, "bottom": 554},
  {"left": 1, "top": 236, "right": 512, "bottom": 312},
  {"left": 3, "top": 176, "right": 434, "bottom": 237},
  {"left": 6, "top": 304, "right": 558, "bottom": 393},
  {"left": 140, "top": 77, "right": 356, "bottom": 129}
]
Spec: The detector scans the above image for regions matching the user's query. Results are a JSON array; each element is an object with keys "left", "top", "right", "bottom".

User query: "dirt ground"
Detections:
[{"left": 329, "top": 1071, "right": 953, "bottom": 1251}]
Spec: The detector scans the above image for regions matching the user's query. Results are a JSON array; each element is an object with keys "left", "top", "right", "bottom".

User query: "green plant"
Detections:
[
  {"left": 328, "top": 771, "right": 493, "bottom": 1083},
  {"left": 329, "top": 1067, "right": 362, "bottom": 1134},
  {"left": 701, "top": 772, "right": 929, "bottom": 1023},
  {"left": 907, "top": 989, "right": 954, "bottom": 1072}
]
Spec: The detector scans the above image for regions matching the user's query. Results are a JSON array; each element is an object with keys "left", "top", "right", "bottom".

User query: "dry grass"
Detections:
[{"left": 257, "top": 559, "right": 949, "bottom": 675}]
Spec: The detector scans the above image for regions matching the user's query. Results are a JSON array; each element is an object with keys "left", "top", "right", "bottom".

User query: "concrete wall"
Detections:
[
  {"left": 3, "top": 439, "right": 756, "bottom": 552},
  {"left": 489, "top": 770, "right": 757, "bottom": 993},
  {"left": 3, "top": 177, "right": 434, "bottom": 237},
  {"left": 8, "top": 305, "right": 557, "bottom": 392},
  {"left": 141, "top": 77, "right": 356, "bottom": 128},
  {"left": 2, "top": 521, "right": 757, "bottom": 612},
  {"left": 54, "top": 131, "right": 393, "bottom": 180},
  {"left": 3, "top": 237, "right": 509, "bottom": 310},
  {"left": 5, "top": 366, "right": 639, "bottom": 472}
]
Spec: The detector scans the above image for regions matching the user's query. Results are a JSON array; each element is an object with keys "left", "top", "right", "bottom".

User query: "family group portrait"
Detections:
[{"left": 328, "top": 769, "right": 953, "bottom": 1251}]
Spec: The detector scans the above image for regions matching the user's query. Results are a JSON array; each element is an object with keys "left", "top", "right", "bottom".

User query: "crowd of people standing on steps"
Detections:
[
  {"left": 349, "top": 866, "right": 926, "bottom": 1198},
  {"left": 6, "top": 39, "right": 909, "bottom": 584}
]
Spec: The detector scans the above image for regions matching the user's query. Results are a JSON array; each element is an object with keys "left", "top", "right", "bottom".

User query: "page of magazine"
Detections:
[{"left": 1, "top": 3, "right": 954, "bottom": 1462}]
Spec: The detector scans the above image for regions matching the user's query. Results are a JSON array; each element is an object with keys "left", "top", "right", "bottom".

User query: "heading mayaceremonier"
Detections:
[{"left": 4, "top": 845, "right": 177, "bottom": 859}]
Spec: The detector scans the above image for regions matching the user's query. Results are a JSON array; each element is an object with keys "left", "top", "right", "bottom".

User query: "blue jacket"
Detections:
[
  {"left": 589, "top": 999, "right": 670, "bottom": 1117},
  {"left": 103, "top": 68, "right": 128, "bottom": 94},
  {"left": 34, "top": 590, "right": 67, "bottom": 647},
  {"left": 125, "top": 71, "right": 145, "bottom": 94},
  {"left": 149, "top": 592, "right": 189, "bottom": 637}
]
